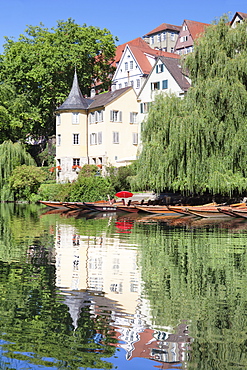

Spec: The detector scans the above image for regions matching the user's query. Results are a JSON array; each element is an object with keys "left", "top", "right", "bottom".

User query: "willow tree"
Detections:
[
  {"left": 0, "top": 140, "right": 35, "bottom": 200},
  {"left": 134, "top": 16, "right": 247, "bottom": 195}
]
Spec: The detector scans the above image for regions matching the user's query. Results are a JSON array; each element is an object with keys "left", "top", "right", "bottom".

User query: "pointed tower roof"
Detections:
[{"left": 57, "top": 69, "right": 93, "bottom": 111}]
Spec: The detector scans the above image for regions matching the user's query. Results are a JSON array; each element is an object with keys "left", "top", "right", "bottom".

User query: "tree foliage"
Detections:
[
  {"left": 0, "top": 140, "right": 36, "bottom": 201},
  {"left": 134, "top": 17, "right": 247, "bottom": 195},
  {"left": 8, "top": 164, "right": 46, "bottom": 201},
  {"left": 0, "top": 19, "right": 117, "bottom": 138}
]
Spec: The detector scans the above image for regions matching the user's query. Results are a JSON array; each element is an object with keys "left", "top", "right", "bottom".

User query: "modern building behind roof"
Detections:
[
  {"left": 143, "top": 23, "right": 182, "bottom": 53},
  {"left": 174, "top": 19, "right": 210, "bottom": 55}
]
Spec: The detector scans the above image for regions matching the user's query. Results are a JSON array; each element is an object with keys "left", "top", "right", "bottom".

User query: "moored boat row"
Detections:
[{"left": 39, "top": 200, "right": 247, "bottom": 219}]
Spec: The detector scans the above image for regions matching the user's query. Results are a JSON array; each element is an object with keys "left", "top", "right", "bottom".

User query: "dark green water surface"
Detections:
[{"left": 0, "top": 203, "right": 246, "bottom": 369}]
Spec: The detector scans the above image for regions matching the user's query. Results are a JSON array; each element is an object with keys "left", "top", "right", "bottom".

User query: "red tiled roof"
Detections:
[
  {"left": 114, "top": 37, "right": 152, "bottom": 66},
  {"left": 113, "top": 37, "right": 179, "bottom": 72},
  {"left": 129, "top": 45, "right": 180, "bottom": 75},
  {"left": 144, "top": 23, "right": 182, "bottom": 36},
  {"left": 185, "top": 19, "right": 210, "bottom": 40}
]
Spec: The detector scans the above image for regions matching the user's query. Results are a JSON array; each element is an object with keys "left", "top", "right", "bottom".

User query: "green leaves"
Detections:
[{"left": 0, "top": 19, "right": 117, "bottom": 138}]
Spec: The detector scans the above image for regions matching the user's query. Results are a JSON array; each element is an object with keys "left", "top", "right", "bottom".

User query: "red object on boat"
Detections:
[{"left": 115, "top": 191, "right": 133, "bottom": 198}]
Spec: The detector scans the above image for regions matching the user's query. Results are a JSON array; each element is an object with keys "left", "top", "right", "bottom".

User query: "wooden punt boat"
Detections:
[
  {"left": 115, "top": 204, "right": 139, "bottom": 213},
  {"left": 134, "top": 205, "right": 185, "bottom": 216},
  {"left": 39, "top": 201, "right": 69, "bottom": 210},
  {"left": 186, "top": 203, "right": 246, "bottom": 218},
  {"left": 83, "top": 202, "right": 117, "bottom": 212},
  {"left": 227, "top": 208, "right": 247, "bottom": 219}
]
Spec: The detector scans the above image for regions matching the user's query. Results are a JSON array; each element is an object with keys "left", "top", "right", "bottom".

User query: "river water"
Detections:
[{"left": 0, "top": 203, "right": 246, "bottom": 370}]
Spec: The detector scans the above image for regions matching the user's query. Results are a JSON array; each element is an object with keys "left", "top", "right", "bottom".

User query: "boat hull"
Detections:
[{"left": 135, "top": 205, "right": 185, "bottom": 216}]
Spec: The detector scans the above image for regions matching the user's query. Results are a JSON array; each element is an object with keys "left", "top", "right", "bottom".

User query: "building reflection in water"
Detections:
[{"left": 55, "top": 223, "right": 192, "bottom": 367}]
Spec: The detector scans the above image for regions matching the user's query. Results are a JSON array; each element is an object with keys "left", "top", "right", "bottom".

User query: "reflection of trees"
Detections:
[
  {"left": 135, "top": 224, "right": 247, "bottom": 369},
  {"left": 0, "top": 204, "right": 116, "bottom": 369},
  {"left": 0, "top": 260, "right": 116, "bottom": 369}
]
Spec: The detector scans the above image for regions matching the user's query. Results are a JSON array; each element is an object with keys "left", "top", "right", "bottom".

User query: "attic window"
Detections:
[
  {"left": 181, "top": 36, "right": 188, "bottom": 42},
  {"left": 156, "top": 64, "right": 164, "bottom": 73}
]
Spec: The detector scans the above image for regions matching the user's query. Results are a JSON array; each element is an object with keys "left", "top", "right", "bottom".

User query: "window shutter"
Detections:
[
  {"left": 89, "top": 134, "right": 92, "bottom": 145},
  {"left": 130, "top": 112, "right": 133, "bottom": 123},
  {"left": 161, "top": 64, "right": 164, "bottom": 72},
  {"left": 140, "top": 103, "right": 143, "bottom": 114},
  {"left": 119, "top": 111, "right": 122, "bottom": 122},
  {"left": 98, "top": 132, "right": 102, "bottom": 144},
  {"left": 162, "top": 80, "right": 168, "bottom": 89},
  {"left": 110, "top": 110, "right": 113, "bottom": 121},
  {"left": 157, "top": 81, "right": 160, "bottom": 90},
  {"left": 95, "top": 111, "right": 98, "bottom": 123},
  {"left": 156, "top": 65, "right": 159, "bottom": 73}
]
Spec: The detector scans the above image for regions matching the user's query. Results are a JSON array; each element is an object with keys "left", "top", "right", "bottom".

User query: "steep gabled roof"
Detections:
[
  {"left": 159, "top": 56, "right": 191, "bottom": 91},
  {"left": 230, "top": 11, "right": 247, "bottom": 26},
  {"left": 129, "top": 44, "right": 180, "bottom": 75},
  {"left": 88, "top": 86, "right": 133, "bottom": 109},
  {"left": 57, "top": 70, "right": 93, "bottom": 111},
  {"left": 138, "top": 56, "right": 190, "bottom": 98},
  {"left": 114, "top": 37, "right": 157, "bottom": 66},
  {"left": 185, "top": 19, "right": 210, "bottom": 41},
  {"left": 143, "top": 23, "right": 182, "bottom": 37}
]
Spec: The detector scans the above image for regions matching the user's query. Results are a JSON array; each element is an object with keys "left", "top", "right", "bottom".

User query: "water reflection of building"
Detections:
[{"left": 55, "top": 223, "right": 192, "bottom": 366}]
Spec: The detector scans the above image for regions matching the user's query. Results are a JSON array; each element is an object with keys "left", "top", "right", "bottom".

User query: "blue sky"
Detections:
[{"left": 0, "top": 0, "right": 246, "bottom": 53}]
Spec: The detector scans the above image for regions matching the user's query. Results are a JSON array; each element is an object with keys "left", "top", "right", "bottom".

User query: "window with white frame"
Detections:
[
  {"left": 113, "top": 131, "right": 119, "bottom": 144},
  {"left": 72, "top": 112, "right": 79, "bottom": 124},
  {"left": 183, "top": 25, "right": 188, "bottom": 31},
  {"left": 125, "top": 62, "right": 128, "bottom": 71},
  {"left": 73, "top": 133, "right": 79, "bottom": 145},
  {"left": 95, "top": 110, "right": 104, "bottom": 122},
  {"left": 181, "top": 35, "right": 188, "bottom": 42},
  {"left": 57, "top": 134, "right": 61, "bottom": 146},
  {"left": 161, "top": 32, "right": 166, "bottom": 41},
  {"left": 90, "top": 133, "right": 97, "bottom": 145},
  {"left": 73, "top": 158, "right": 80, "bottom": 166},
  {"left": 136, "top": 79, "right": 140, "bottom": 88},
  {"left": 98, "top": 131, "right": 102, "bottom": 145},
  {"left": 118, "top": 83, "right": 122, "bottom": 89},
  {"left": 156, "top": 64, "right": 164, "bottom": 73},
  {"left": 151, "top": 81, "right": 160, "bottom": 90},
  {"left": 57, "top": 114, "right": 61, "bottom": 125},
  {"left": 110, "top": 110, "right": 122, "bottom": 122},
  {"left": 130, "top": 112, "right": 138, "bottom": 124},
  {"left": 125, "top": 82, "right": 128, "bottom": 87},
  {"left": 140, "top": 102, "right": 150, "bottom": 114},
  {"left": 89, "top": 112, "right": 95, "bottom": 124},
  {"left": 157, "top": 34, "right": 161, "bottom": 43},
  {"left": 131, "top": 80, "right": 134, "bottom": 87},
  {"left": 132, "top": 132, "right": 138, "bottom": 145},
  {"left": 150, "top": 36, "right": 154, "bottom": 44},
  {"left": 130, "top": 61, "right": 133, "bottom": 70},
  {"left": 171, "top": 32, "right": 175, "bottom": 41}
]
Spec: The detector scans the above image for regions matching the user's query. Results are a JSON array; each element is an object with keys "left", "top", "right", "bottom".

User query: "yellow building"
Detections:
[{"left": 56, "top": 70, "right": 139, "bottom": 182}]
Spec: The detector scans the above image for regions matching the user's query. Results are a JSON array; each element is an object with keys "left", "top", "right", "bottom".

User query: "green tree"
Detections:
[
  {"left": 8, "top": 164, "right": 46, "bottom": 201},
  {"left": 0, "top": 140, "right": 36, "bottom": 201},
  {"left": 134, "top": 16, "right": 247, "bottom": 196},
  {"left": 0, "top": 19, "right": 117, "bottom": 137},
  {"left": 0, "top": 83, "right": 40, "bottom": 142}
]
